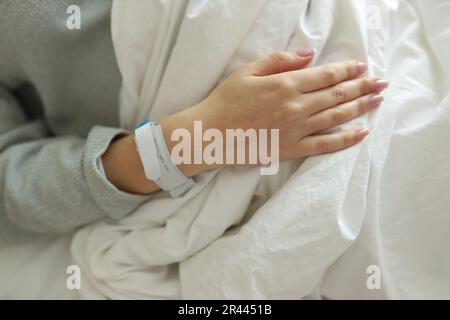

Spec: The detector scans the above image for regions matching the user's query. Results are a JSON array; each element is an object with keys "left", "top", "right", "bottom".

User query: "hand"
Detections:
[{"left": 196, "top": 49, "right": 388, "bottom": 160}]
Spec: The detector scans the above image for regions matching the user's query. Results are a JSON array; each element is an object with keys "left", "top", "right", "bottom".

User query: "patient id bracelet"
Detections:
[{"left": 134, "top": 120, "right": 195, "bottom": 197}]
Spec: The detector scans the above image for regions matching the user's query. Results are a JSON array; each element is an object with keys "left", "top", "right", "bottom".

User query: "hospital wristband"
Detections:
[{"left": 134, "top": 120, "right": 195, "bottom": 197}]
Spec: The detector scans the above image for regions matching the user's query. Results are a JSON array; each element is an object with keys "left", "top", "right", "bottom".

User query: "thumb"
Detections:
[{"left": 247, "top": 48, "right": 316, "bottom": 77}]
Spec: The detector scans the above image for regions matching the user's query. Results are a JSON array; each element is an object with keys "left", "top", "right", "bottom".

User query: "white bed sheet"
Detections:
[{"left": 0, "top": 0, "right": 449, "bottom": 299}]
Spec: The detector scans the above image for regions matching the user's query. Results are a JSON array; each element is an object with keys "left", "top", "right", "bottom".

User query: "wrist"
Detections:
[
  {"left": 159, "top": 103, "right": 223, "bottom": 178},
  {"left": 102, "top": 102, "right": 222, "bottom": 195},
  {"left": 102, "top": 134, "right": 160, "bottom": 195}
]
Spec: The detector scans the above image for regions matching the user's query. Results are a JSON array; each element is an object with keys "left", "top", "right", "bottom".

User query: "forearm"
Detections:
[{"left": 101, "top": 102, "right": 220, "bottom": 195}]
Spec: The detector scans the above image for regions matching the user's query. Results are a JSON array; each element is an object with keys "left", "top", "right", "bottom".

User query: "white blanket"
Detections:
[{"left": 1, "top": 0, "right": 449, "bottom": 299}]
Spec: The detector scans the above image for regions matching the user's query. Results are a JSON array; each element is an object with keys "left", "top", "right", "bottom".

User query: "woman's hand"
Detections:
[
  {"left": 103, "top": 50, "right": 388, "bottom": 194},
  {"left": 193, "top": 49, "right": 388, "bottom": 160}
]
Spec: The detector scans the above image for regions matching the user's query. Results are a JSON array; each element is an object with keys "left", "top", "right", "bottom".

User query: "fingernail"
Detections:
[
  {"left": 369, "top": 94, "right": 384, "bottom": 107},
  {"left": 373, "top": 80, "right": 389, "bottom": 92},
  {"left": 355, "top": 128, "right": 370, "bottom": 140},
  {"left": 357, "top": 62, "right": 368, "bottom": 74},
  {"left": 296, "top": 48, "right": 316, "bottom": 57}
]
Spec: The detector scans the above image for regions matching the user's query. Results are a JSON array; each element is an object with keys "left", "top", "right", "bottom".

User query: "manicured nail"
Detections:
[
  {"left": 369, "top": 94, "right": 384, "bottom": 107},
  {"left": 357, "top": 62, "right": 368, "bottom": 74},
  {"left": 355, "top": 128, "right": 370, "bottom": 140},
  {"left": 373, "top": 80, "right": 389, "bottom": 92},
  {"left": 296, "top": 48, "right": 316, "bottom": 57}
]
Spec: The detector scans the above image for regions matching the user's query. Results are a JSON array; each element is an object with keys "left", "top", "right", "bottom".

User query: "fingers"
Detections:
[
  {"left": 247, "top": 49, "right": 316, "bottom": 77},
  {"left": 298, "top": 127, "right": 370, "bottom": 156},
  {"left": 291, "top": 60, "right": 368, "bottom": 93},
  {"left": 302, "top": 77, "right": 389, "bottom": 114},
  {"left": 306, "top": 94, "right": 384, "bottom": 133}
]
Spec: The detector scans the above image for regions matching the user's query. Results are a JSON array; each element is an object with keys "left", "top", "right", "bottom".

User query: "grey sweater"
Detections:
[{"left": 0, "top": 0, "right": 149, "bottom": 241}]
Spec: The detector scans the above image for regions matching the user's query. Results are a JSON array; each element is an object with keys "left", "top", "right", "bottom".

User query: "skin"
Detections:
[{"left": 102, "top": 50, "right": 389, "bottom": 195}]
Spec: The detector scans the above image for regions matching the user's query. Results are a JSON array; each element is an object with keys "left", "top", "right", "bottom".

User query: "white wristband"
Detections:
[{"left": 135, "top": 120, "right": 195, "bottom": 197}]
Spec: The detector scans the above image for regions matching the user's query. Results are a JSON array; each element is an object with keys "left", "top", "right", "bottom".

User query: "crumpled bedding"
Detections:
[{"left": 1, "top": 0, "right": 449, "bottom": 299}]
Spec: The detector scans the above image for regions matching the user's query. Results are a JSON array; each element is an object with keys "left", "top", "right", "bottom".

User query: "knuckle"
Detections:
[
  {"left": 281, "top": 102, "right": 300, "bottom": 119},
  {"left": 333, "top": 85, "right": 346, "bottom": 102},
  {"left": 287, "top": 101, "right": 302, "bottom": 113},
  {"left": 270, "top": 51, "right": 293, "bottom": 63},
  {"left": 346, "top": 63, "right": 355, "bottom": 78},
  {"left": 343, "top": 134, "right": 353, "bottom": 146},
  {"left": 316, "top": 139, "right": 332, "bottom": 154},
  {"left": 268, "top": 77, "right": 287, "bottom": 93},
  {"left": 330, "top": 109, "right": 345, "bottom": 125},
  {"left": 359, "top": 78, "right": 372, "bottom": 95},
  {"left": 295, "top": 101, "right": 309, "bottom": 115},
  {"left": 269, "top": 77, "right": 284, "bottom": 91},
  {"left": 321, "top": 67, "right": 339, "bottom": 85},
  {"left": 277, "top": 77, "right": 296, "bottom": 94},
  {"left": 357, "top": 98, "right": 367, "bottom": 114}
]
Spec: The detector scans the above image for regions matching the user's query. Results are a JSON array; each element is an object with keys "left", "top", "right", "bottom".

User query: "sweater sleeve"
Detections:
[{"left": 0, "top": 85, "right": 150, "bottom": 234}]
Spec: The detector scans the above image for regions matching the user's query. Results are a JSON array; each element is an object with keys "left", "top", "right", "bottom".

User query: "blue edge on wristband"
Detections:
[{"left": 135, "top": 119, "right": 153, "bottom": 129}]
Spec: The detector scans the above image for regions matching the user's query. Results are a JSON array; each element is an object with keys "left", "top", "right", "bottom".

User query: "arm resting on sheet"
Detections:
[{"left": 103, "top": 52, "right": 387, "bottom": 195}]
